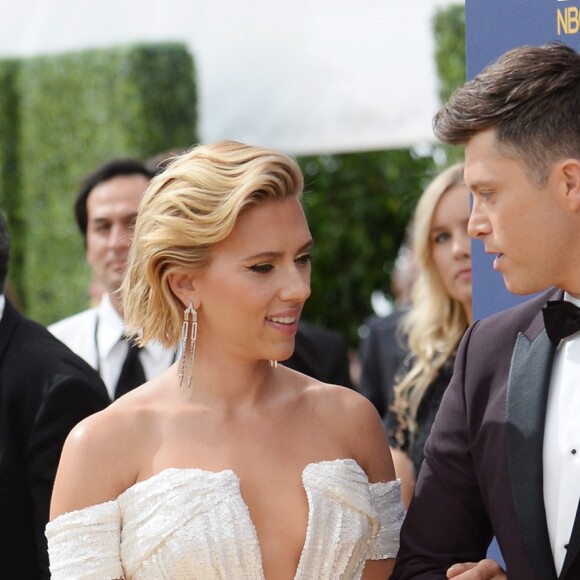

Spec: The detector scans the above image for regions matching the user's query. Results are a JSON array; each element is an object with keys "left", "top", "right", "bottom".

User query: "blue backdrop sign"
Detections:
[{"left": 466, "top": 0, "right": 580, "bottom": 319}]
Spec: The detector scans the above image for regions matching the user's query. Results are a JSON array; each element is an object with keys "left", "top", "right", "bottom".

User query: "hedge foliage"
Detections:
[
  {"left": 297, "top": 150, "right": 434, "bottom": 346},
  {"left": 297, "top": 4, "right": 466, "bottom": 346},
  {"left": 11, "top": 43, "right": 197, "bottom": 323},
  {"left": 0, "top": 59, "right": 25, "bottom": 303},
  {"left": 433, "top": 4, "right": 466, "bottom": 166}
]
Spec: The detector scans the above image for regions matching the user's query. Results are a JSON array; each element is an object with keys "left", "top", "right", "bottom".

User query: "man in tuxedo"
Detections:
[
  {"left": 0, "top": 214, "right": 109, "bottom": 579},
  {"left": 392, "top": 43, "right": 580, "bottom": 579},
  {"left": 49, "top": 158, "right": 175, "bottom": 400}
]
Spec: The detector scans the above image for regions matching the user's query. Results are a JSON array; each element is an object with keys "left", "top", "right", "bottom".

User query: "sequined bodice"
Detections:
[{"left": 47, "top": 459, "right": 404, "bottom": 579}]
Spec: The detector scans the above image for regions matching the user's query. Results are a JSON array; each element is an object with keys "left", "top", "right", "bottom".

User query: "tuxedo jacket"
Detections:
[
  {"left": 283, "top": 320, "right": 353, "bottom": 388},
  {"left": 0, "top": 300, "right": 110, "bottom": 579},
  {"left": 392, "top": 287, "right": 580, "bottom": 580},
  {"left": 358, "top": 309, "right": 408, "bottom": 417}
]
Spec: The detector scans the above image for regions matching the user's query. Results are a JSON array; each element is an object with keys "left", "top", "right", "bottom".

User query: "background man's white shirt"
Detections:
[{"left": 49, "top": 293, "right": 174, "bottom": 400}]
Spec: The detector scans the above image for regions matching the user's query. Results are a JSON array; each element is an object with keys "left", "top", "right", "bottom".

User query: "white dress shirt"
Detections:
[
  {"left": 543, "top": 292, "right": 580, "bottom": 574},
  {"left": 49, "top": 293, "right": 175, "bottom": 400}
]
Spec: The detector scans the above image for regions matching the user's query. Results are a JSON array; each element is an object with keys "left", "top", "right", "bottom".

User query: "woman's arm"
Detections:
[
  {"left": 344, "top": 394, "right": 405, "bottom": 580},
  {"left": 389, "top": 447, "right": 416, "bottom": 508},
  {"left": 47, "top": 407, "right": 140, "bottom": 579}
]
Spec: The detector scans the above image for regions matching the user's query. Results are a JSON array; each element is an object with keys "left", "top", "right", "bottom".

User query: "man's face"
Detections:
[
  {"left": 85, "top": 174, "right": 149, "bottom": 295},
  {"left": 465, "top": 128, "right": 572, "bottom": 295}
]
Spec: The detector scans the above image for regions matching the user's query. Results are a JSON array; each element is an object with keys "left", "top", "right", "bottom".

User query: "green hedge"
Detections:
[
  {"left": 14, "top": 43, "right": 196, "bottom": 324},
  {"left": 295, "top": 4, "right": 466, "bottom": 346},
  {"left": 297, "top": 150, "right": 434, "bottom": 346},
  {"left": 433, "top": 4, "right": 466, "bottom": 166},
  {"left": 0, "top": 58, "right": 25, "bottom": 303}
]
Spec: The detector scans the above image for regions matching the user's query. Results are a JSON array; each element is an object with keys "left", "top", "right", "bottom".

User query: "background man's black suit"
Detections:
[
  {"left": 283, "top": 320, "right": 353, "bottom": 388},
  {"left": 0, "top": 299, "right": 109, "bottom": 579}
]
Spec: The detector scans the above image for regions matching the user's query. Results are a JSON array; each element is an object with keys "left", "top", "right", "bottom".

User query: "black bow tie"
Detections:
[{"left": 542, "top": 300, "right": 580, "bottom": 346}]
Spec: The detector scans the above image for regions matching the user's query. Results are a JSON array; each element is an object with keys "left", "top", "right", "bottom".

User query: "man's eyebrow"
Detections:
[{"left": 467, "top": 179, "right": 496, "bottom": 192}]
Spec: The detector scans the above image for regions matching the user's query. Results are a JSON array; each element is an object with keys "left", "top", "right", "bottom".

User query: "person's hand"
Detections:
[{"left": 446, "top": 559, "right": 506, "bottom": 579}]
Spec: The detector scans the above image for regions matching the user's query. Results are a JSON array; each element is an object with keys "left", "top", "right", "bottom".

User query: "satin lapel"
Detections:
[
  {"left": 506, "top": 326, "right": 557, "bottom": 580},
  {"left": 0, "top": 300, "right": 19, "bottom": 360},
  {"left": 560, "top": 498, "right": 580, "bottom": 578}
]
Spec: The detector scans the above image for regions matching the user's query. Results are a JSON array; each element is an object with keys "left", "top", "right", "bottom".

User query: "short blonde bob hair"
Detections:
[{"left": 121, "top": 140, "right": 304, "bottom": 348}]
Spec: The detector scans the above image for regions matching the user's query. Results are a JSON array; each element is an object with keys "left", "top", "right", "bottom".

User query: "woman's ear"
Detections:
[{"left": 168, "top": 272, "right": 198, "bottom": 308}]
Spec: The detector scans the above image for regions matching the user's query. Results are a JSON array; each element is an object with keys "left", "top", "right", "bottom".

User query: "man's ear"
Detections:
[
  {"left": 560, "top": 158, "right": 580, "bottom": 212},
  {"left": 168, "top": 272, "right": 199, "bottom": 308}
]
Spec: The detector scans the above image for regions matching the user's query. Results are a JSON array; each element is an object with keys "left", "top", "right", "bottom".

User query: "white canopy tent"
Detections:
[{"left": 0, "top": 0, "right": 459, "bottom": 155}]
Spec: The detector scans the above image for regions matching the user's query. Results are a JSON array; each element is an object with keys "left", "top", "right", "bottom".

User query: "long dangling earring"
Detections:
[{"left": 178, "top": 302, "right": 197, "bottom": 388}]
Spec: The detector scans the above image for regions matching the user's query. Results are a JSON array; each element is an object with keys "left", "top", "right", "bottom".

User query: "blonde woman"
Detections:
[
  {"left": 385, "top": 163, "right": 471, "bottom": 506},
  {"left": 46, "top": 141, "right": 405, "bottom": 579}
]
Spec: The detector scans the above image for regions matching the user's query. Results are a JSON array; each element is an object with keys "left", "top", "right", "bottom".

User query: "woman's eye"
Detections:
[
  {"left": 249, "top": 263, "right": 274, "bottom": 274},
  {"left": 434, "top": 233, "right": 450, "bottom": 244}
]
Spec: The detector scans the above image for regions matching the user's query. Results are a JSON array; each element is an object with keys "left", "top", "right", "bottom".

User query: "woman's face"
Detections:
[
  {"left": 430, "top": 184, "right": 472, "bottom": 318},
  {"left": 193, "top": 196, "right": 313, "bottom": 363}
]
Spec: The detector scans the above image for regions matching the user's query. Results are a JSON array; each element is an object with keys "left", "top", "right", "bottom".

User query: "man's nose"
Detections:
[
  {"left": 108, "top": 224, "right": 132, "bottom": 248},
  {"left": 467, "top": 203, "right": 490, "bottom": 239}
]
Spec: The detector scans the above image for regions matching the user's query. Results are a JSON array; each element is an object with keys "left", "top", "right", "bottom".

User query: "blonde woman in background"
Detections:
[
  {"left": 46, "top": 141, "right": 405, "bottom": 579},
  {"left": 385, "top": 163, "right": 472, "bottom": 507}
]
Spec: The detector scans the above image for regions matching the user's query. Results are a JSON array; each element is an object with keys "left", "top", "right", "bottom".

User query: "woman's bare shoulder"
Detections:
[
  {"left": 67, "top": 391, "right": 152, "bottom": 451},
  {"left": 303, "top": 379, "right": 379, "bottom": 418},
  {"left": 50, "top": 393, "right": 157, "bottom": 518},
  {"left": 300, "top": 380, "right": 393, "bottom": 482}
]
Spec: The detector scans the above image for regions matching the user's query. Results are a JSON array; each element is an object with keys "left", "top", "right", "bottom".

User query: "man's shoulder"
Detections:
[
  {"left": 461, "top": 288, "right": 559, "bottom": 363},
  {"left": 365, "top": 308, "right": 407, "bottom": 335},
  {"left": 474, "top": 287, "right": 558, "bottom": 334},
  {"left": 49, "top": 307, "right": 97, "bottom": 338},
  {"left": 3, "top": 308, "right": 104, "bottom": 384},
  {"left": 297, "top": 320, "right": 347, "bottom": 352}
]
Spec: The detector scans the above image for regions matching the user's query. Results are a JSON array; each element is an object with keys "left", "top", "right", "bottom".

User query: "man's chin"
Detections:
[{"left": 503, "top": 277, "right": 546, "bottom": 296}]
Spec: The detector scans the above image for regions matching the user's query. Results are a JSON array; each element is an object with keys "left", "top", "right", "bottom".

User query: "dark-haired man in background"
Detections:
[{"left": 49, "top": 159, "right": 175, "bottom": 400}]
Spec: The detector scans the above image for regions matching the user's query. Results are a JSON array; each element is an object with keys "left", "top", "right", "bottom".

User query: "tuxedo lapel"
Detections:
[
  {"left": 561, "top": 498, "right": 580, "bottom": 578},
  {"left": 0, "top": 301, "right": 19, "bottom": 359},
  {"left": 506, "top": 322, "right": 557, "bottom": 580}
]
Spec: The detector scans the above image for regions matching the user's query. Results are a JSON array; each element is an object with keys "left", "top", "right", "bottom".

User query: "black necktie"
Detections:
[
  {"left": 542, "top": 300, "right": 580, "bottom": 346},
  {"left": 114, "top": 341, "right": 146, "bottom": 399}
]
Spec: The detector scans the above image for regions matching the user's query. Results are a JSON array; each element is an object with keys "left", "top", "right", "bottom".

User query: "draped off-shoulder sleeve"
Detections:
[
  {"left": 46, "top": 500, "right": 124, "bottom": 580},
  {"left": 367, "top": 479, "right": 405, "bottom": 559}
]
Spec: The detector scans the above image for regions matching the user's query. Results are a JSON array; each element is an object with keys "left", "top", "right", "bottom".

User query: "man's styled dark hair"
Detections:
[
  {"left": 433, "top": 42, "right": 580, "bottom": 183},
  {"left": 74, "top": 158, "right": 153, "bottom": 244},
  {"left": 0, "top": 214, "right": 11, "bottom": 293}
]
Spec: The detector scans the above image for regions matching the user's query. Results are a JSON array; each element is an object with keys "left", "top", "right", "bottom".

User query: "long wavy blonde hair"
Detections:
[
  {"left": 392, "top": 163, "right": 468, "bottom": 438},
  {"left": 120, "top": 140, "right": 304, "bottom": 348}
]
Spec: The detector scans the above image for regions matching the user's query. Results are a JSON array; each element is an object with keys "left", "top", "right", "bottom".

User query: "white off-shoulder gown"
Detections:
[{"left": 46, "top": 458, "right": 404, "bottom": 579}]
